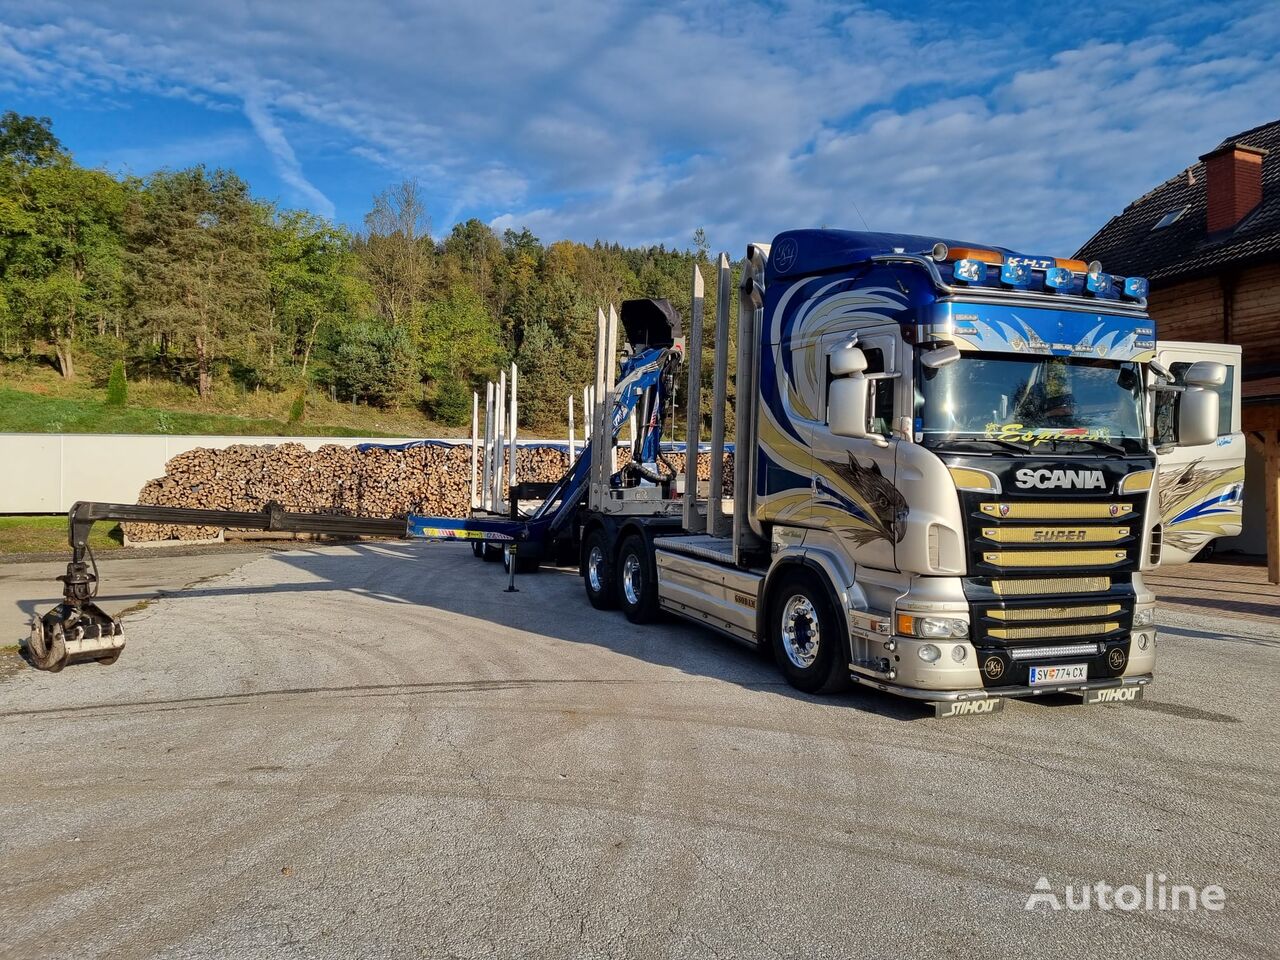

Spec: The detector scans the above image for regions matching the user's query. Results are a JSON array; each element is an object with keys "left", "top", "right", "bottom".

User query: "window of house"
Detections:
[{"left": 1152, "top": 206, "right": 1188, "bottom": 231}]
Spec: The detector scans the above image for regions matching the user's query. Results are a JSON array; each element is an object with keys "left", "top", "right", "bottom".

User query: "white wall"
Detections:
[{"left": 0, "top": 433, "right": 461, "bottom": 513}]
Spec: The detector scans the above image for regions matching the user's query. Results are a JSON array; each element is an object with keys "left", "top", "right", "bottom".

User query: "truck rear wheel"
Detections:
[
  {"left": 617, "top": 534, "right": 660, "bottom": 624},
  {"left": 582, "top": 528, "right": 617, "bottom": 610},
  {"left": 769, "top": 571, "right": 849, "bottom": 694}
]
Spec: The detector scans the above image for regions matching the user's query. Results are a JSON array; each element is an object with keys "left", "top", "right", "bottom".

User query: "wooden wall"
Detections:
[{"left": 1150, "top": 261, "right": 1280, "bottom": 368}]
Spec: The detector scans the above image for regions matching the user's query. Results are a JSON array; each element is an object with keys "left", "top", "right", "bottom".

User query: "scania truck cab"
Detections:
[{"left": 584, "top": 230, "right": 1245, "bottom": 715}]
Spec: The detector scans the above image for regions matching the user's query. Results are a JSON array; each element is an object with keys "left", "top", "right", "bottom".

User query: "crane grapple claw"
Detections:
[
  {"left": 28, "top": 558, "right": 125, "bottom": 671},
  {"left": 29, "top": 602, "right": 123, "bottom": 671}
]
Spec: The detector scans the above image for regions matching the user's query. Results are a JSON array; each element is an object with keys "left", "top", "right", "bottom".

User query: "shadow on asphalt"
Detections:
[{"left": 14, "top": 540, "right": 938, "bottom": 721}]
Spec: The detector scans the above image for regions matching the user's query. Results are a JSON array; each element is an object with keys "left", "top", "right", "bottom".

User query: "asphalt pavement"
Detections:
[{"left": 0, "top": 543, "right": 1276, "bottom": 959}]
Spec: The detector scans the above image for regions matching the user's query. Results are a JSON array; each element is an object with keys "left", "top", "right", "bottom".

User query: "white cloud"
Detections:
[
  {"left": 242, "top": 91, "right": 336, "bottom": 220},
  {"left": 0, "top": 0, "right": 1276, "bottom": 253}
]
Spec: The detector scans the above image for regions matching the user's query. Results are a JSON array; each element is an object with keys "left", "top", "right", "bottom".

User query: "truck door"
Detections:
[
  {"left": 1153, "top": 341, "right": 1245, "bottom": 565},
  {"left": 810, "top": 323, "right": 905, "bottom": 571}
]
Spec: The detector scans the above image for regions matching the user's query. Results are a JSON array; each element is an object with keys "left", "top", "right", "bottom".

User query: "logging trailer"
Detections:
[{"left": 29, "top": 230, "right": 1246, "bottom": 717}]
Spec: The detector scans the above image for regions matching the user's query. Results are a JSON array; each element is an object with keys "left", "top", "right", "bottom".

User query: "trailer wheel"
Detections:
[
  {"left": 582, "top": 528, "right": 617, "bottom": 610},
  {"left": 481, "top": 542, "right": 502, "bottom": 562},
  {"left": 471, "top": 541, "right": 484, "bottom": 559},
  {"left": 617, "top": 534, "right": 660, "bottom": 624},
  {"left": 769, "top": 571, "right": 849, "bottom": 694}
]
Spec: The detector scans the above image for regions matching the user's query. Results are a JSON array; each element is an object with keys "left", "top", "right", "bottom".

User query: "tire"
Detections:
[
  {"left": 481, "top": 542, "right": 502, "bottom": 563},
  {"left": 617, "top": 534, "right": 660, "bottom": 624},
  {"left": 471, "top": 541, "right": 484, "bottom": 559},
  {"left": 769, "top": 571, "right": 850, "bottom": 694},
  {"left": 582, "top": 527, "right": 617, "bottom": 610}
]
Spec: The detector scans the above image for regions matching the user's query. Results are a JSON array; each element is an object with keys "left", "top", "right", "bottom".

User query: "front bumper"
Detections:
[{"left": 846, "top": 668, "right": 1153, "bottom": 703}]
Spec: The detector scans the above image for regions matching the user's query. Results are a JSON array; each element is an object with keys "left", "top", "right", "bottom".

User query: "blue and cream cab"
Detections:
[{"left": 750, "top": 230, "right": 1243, "bottom": 709}]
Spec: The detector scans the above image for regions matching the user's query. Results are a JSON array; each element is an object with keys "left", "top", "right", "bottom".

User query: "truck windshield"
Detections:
[{"left": 916, "top": 353, "right": 1146, "bottom": 453}]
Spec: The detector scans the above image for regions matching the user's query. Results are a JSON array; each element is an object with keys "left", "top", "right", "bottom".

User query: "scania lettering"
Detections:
[{"left": 1015, "top": 468, "right": 1107, "bottom": 490}]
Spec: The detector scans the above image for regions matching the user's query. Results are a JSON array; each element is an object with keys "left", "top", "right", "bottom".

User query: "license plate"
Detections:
[{"left": 1029, "top": 663, "right": 1088, "bottom": 686}]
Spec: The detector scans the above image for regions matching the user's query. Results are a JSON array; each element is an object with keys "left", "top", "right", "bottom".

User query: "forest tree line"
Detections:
[{"left": 0, "top": 112, "right": 733, "bottom": 429}]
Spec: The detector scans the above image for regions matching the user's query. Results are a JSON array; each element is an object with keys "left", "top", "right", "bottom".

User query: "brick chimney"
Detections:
[{"left": 1200, "top": 142, "right": 1266, "bottom": 233}]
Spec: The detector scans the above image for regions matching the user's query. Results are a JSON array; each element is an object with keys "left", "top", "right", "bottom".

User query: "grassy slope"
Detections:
[
  {"left": 0, "top": 363, "right": 470, "bottom": 438},
  {"left": 0, "top": 515, "right": 123, "bottom": 554},
  {"left": 0, "top": 387, "right": 390, "bottom": 437}
]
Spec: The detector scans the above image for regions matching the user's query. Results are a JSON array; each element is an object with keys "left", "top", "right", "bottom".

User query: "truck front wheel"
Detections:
[
  {"left": 769, "top": 571, "right": 850, "bottom": 694},
  {"left": 582, "top": 528, "right": 617, "bottom": 610},
  {"left": 617, "top": 534, "right": 660, "bottom": 624}
]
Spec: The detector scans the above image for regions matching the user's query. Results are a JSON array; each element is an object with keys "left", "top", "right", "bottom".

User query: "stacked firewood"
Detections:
[{"left": 123, "top": 442, "right": 735, "bottom": 542}]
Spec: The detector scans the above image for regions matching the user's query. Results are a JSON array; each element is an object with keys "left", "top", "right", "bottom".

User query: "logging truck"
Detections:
[{"left": 31, "top": 229, "right": 1245, "bottom": 718}]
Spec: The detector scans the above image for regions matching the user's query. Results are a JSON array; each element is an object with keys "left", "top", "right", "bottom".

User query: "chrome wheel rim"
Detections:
[
  {"left": 622, "top": 553, "right": 641, "bottom": 606},
  {"left": 780, "top": 595, "right": 820, "bottom": 669},
  {"left": 588, "top": 546, "right": 604, "bottom": 592}
]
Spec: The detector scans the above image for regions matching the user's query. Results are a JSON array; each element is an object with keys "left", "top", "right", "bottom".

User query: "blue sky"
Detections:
[{"left": 1, "top": 1, "right": 1277, "bottom": 255}]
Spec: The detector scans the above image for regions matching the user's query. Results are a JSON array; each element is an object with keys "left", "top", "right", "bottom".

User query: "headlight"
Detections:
[
  {"left": 918, "top": 644, "right": 941, "bottom": 663},
  {"left": 1133, "top": 607, "right": 1155, "bottom": 628},
  {"left": 897, "top": 613, "right": 968, "bottom": 638}
]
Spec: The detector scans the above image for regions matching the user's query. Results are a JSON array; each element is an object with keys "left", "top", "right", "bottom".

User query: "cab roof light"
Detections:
[
  {"left": 1123, "top": 276, "right": 1150, "bottom": 300},
  {"left": 1045, "top": 266, "right": 1073, "bottom": 290},
  {"left": 946, "top": 246, "right": 1004, "bottom": 265},
  {"left": 1000, "top": 260, "right": 1032, "bottom": 286},
  {"left": 1086, "top": 270, "right": 1114, "bottom": 295},
  {"left": 1055, "top": 257, "right": 1088, "bottom": 273},
  {"left": 953, "top": 258, "right": 987, "bottom": 283}
]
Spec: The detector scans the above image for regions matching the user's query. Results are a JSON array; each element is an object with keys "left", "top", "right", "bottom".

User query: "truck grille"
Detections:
[
  {"left": 990, "top": 576, "right": 1111, "bottom": 596},
  {"left": 988, "top": 620, "right": 1120, "bottom": 640},
  {"left": 955, "top": 479, "right": 1147, "bottom": 688}
]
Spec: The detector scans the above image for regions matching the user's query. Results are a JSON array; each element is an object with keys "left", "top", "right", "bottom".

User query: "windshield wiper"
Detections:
[
  {"left": 933, "top": 437, "right": 1030, "bottom": 455},
  {"left": 1047, "top": 437, "right": 1132, "bottom": 456}
]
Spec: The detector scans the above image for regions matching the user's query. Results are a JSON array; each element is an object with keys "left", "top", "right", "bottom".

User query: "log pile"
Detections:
[{"left": 123, "top": 443, "right": 735, "bottom": 542}]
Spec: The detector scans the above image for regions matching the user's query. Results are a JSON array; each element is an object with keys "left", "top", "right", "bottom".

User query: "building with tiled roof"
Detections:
[{"left": 1078, "top": 118, "right": 1279, "bottom": 576}]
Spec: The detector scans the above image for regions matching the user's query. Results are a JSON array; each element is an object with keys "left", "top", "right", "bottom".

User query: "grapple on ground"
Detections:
[{"left": 29, "top": 558, "right": 123, "bottom": 671}]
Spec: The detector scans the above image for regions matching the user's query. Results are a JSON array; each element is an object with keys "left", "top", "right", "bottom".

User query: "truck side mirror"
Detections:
[
  {"left": 828, "top": 344, "right": 869, "bottom": 438},
  {"left": 1184, "top": 360, "right": 1226, "bottom": 388},
  {"left": 1178, "top": 386, "right": 1219, "bottom": 446},
  {"left": 829, "top": 376, "right": 869, "bottom": 438},
  {"left": 920, "top": 343, "right": 960, "bottom": 369}
]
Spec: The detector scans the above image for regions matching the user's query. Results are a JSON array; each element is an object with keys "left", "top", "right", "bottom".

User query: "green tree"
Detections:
[
  {"left": 0, "top": 112, "right": 65, "bottom": 166},
  {"left": 127, "top": 167, "right": 268, "bottom": 398},
  {"left": 514, "top": 319, "right": 572, "bottom": 427},
  {"left": 419, "top": 282, "right": 504, "bottom": 419},
  {"left": 267, "top": 210, "right": 370, "bottom": 380},
  {"left": 1, "top": 160, "right": 127, "bottom": 377},
  {"left": 328, "top": 320, "right": 418, "bottom": 406},
  {"left": 357, "top": 179, "right": 432, "bottom": 328},
  {"left": 105, "top": 358, "right": 127, "bottom": 405}
]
